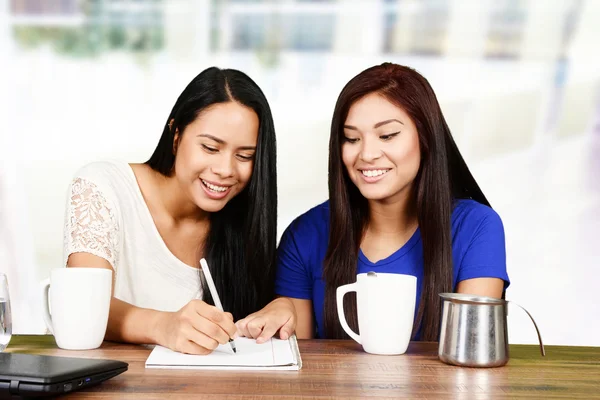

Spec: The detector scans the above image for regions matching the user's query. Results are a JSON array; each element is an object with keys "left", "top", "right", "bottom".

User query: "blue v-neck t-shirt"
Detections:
[{"left": 274, "top": 199, "right": 510, "bottom": 340}]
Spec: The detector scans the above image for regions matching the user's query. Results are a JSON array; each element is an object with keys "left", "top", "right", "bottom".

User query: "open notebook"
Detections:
[{"left": 145, "top": 335, "right": 302, "bottom": 371}]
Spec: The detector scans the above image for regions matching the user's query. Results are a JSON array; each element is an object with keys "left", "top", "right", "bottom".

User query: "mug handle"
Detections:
[
  {"left": 40, "top": 278, "right": 54, "bottom": 335},
  {"left": 508, "top": 301, "right": 545, "bottom": 356},
  {"left": 336, "top": 283, "right": 361, "bottom": 344}
]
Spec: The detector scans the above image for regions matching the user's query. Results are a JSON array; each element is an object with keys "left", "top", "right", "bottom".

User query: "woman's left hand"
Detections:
[{"left": 236, "top": 297, "right": 297, "bottom": 343}]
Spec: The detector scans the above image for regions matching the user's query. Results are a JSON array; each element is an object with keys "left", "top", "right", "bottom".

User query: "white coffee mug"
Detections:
[
  {"left": 337, "top": 272, "right": 417, "bottom": 355},
  {"left": 41, "top": 268, "right": 112, "bottom": 350}
]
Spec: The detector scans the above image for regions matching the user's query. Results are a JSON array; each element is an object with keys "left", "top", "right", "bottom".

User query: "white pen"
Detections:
[{"left": 199, "top": 258, "right": 237, "bottom": 354}]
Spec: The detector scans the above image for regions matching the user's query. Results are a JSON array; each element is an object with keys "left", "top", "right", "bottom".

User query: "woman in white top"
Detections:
[{"left": 63, "top": 66, "right": 288, "bottom": 354}]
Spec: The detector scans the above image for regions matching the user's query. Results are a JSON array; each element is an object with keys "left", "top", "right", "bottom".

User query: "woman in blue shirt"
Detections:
[{"left": 236, "top": 63, "right": 509, "bottom": 342}]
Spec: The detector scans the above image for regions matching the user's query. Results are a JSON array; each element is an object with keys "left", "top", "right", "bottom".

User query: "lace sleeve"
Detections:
[{"left": 63, "top": 177, "right": 120, "bottom": 269}]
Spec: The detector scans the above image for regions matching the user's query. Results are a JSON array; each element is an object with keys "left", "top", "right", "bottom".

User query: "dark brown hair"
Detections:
[{"left": 323, "top": 63, "right": 489, "bottom": 341}]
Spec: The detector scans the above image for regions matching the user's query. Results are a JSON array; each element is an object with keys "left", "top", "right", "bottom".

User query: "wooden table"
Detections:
[{"left": 5, "top": 335, "right": 600, "bottom": 399}]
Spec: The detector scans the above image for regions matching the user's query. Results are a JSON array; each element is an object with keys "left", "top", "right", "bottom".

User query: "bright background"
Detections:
[{"left": 1, "top": 0, "right": 599, "bottom": 347}]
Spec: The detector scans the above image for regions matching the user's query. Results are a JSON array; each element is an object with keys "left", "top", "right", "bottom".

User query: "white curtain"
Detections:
[
  {"left": 0, "top": 138, "right": 46, "bottom": 334},
  {"left": 0, "top": 1, "right": 45, "bottom": 334}
]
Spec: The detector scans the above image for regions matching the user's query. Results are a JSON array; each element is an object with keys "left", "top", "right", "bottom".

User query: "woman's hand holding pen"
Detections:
[
  {"left": 235, "top": 298, "right": 297, "bottom": 344},
  {"left": 153, "top": 300, "right": 238, "bottom": 355}
]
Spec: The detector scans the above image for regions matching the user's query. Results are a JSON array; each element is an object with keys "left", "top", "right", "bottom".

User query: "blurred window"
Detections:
[
  {"left": 231, "top": 12, "right": 334, "bottom": 51},
  {"left": 485, "top": 0, "right": 529, "bottom": 59}
]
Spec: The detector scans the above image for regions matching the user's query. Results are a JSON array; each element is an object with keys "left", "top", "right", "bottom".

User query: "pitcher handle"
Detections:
[{"left": 509, "top": 301, "right": 545, "bottom": 356}]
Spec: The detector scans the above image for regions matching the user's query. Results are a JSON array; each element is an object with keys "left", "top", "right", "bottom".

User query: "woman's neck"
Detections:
[
  {"left": 360, "top": 187, "right": 418, "bottom": 263},
  {"left": 366, "top": 188, "right": 418, "bottom": 237},
  {"left": 153, "top": 171, "right": 210, "bottom": 225}
]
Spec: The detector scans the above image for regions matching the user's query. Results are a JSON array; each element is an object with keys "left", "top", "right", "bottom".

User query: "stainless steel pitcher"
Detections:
[{"left": 438, "top": 293, "right": 545, "bottom": 367}]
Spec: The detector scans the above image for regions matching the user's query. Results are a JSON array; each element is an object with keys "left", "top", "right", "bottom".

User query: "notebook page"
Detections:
[
  {"left": 145, "top": 337, "right": 296, "bottom": 368},
  {"left": 272, "top": 337, "right": 297, "bottom": 366}
]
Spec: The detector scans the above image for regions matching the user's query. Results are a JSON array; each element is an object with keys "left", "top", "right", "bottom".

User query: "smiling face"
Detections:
[
  {"left": 341, "top": 92, "right": 421, "bottom": 204},
  {"left": 172, "top": 101, "right": 259, "bottom": 213}
]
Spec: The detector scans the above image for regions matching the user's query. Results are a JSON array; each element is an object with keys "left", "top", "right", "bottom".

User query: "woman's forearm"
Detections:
[{"left": 105, "top": 297, "right": 168, "bottom": 344}]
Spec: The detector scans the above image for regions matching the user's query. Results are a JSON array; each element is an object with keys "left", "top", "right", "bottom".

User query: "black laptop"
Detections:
[{"left": 0, "top": 353, "right": 128, "bottom": 398}]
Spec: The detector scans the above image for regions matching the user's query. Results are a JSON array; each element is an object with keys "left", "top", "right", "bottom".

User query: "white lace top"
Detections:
[{"left": 63, "top": 160, "right": 202, "bottom": 311}]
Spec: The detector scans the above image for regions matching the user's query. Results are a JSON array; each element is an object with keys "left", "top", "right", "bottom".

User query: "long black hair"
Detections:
[
  {"left": 147, "top": 67, "right": 277, "bottom": 320},
  {"left": 323, "top": 63, "right": 489, "bottom": 341}
]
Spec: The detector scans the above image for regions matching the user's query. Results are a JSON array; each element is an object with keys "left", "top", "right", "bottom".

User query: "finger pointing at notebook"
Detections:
[
  {"left": 155, "top": 300, "right": 238, "bottom": 355},
  {"left": 236, "top": 298, "right": 296, "bottom": 344}
]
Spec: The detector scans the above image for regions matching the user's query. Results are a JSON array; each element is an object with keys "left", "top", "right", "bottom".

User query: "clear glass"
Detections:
[{"left": 0, "top": 273, "right": 12, "bottom": 351}]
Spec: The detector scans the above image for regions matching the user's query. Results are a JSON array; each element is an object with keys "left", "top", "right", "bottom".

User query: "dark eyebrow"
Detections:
[
  {"left": 237, "top": 146, "right": 256, "bottom": 151},
  {"left": 197, "top": 134, "right": 256, "bottom": 151},
  {"left": 344, "top": 119, "right": 404, "bottom": 131},
  {"left": 374, "top": 119, "right": 404, "bottom": 128},
  {"left": 197, "top": 134, "right": 225, "bottom": 144}
]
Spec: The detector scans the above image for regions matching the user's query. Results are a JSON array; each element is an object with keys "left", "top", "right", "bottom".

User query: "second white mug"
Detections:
[
  {"left": 337, "top": 272, "right": 417, "bottom": 355},
  {"left": 41, "top": 267, "right": 112, "bottom": 350}
]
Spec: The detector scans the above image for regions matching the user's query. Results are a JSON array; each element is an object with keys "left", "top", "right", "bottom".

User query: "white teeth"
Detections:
[
  {"left": 361, "top": 169, "right": 389, "bottom": 177},
  {"left": 201, "top": 179, "right": 228, "bottom": 192}
]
